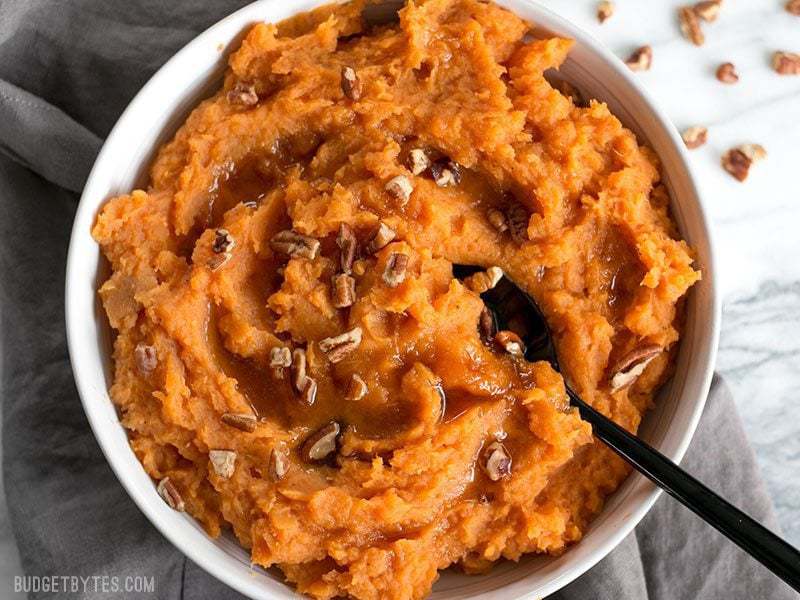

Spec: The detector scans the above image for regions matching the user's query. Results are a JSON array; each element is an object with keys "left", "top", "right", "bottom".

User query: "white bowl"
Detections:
[{"left": 65, "top": 1, "right": 721, "bottom": 598}]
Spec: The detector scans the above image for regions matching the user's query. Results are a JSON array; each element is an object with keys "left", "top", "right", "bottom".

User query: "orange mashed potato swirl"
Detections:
[{"left": 92, "top": 1, "right": 700, "bottom": 598}]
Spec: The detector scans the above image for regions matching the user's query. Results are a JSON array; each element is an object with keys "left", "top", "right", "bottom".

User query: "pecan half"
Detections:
[
  {"left": 366, "top": 222, "right": 396, "bottom": 254},
  {"left": 221, "top": 412, "right": 258, "bottom": 433},
  {"left": 341, "top": 66, "right": 362, "bottom": 101},
  {"left": 506, "top": 204, "right": 529, "bottom": 242},
  {"left": 383, "top": 253, "right": 409, "bottom": 287},
  {"left": 495, "top": 330, "right": 525, "bottom": 357},
  {"left": 597, "top": 1, "right": 615, "bottom": 23},
  {"left": 209, "top": 450, "right": 236, "bottom": 479},
  {"left": 694, "top": 0, "right": 721, "bottom": 22},
  {"left": 319, "top": 327, "right": 362, "bottom": 363},
  {"left": 212, "top": 228, "right": 235, "bottom": 254},
  {"left": 681, "top": 126, "right": 708, "bottom": 149},
  {"left": 609, "top": 344, "right": 662, "bottom": 392},
  {"left": 227, "top": 81, "right": 258, "bottom": 106},
  {"left": 716, "top": 62, "right": 739, "bottom": 83},
  {"left": 157, "top": 477, "right": 185, "bottom": 511},
  {"left": 788, "top": 0, "right": 800, "bottom": 15},
  {"left": 429, "top": 159, "right": 462, "bottom": 187},
  {"left": 625, "top": 45, "right": 653, "bottom": 71},
  {"left": 407, "top": 148, "right": 431, "bottom": 175},
  {"left": 332, "top": 274, "right": 356, "bottom": 308},
  {"left": 464, "top": 267, "right": 503, "bottom": 294},
  {"left": 270, "top": 230, "right": 320, "bottom": 260},
  {"left": 134, "top": 343, "right": 157, "bottom": 375},
  {"left": 487, "top": 208, "right": 508, "bottom": 233},
  {"left": 721, "top": 144, "right": 766, "bottom": 181},
  {"left": 336, "top": 223, "right": 358, "bottom": 274},
  {"left": 385, "top": 175, "right": 414, "bottom": 205},
  {"left": 301, "top": 421, "right": 341, "bottom": 462},
  {"left": 345, "top": 374, "right": 368, "bottom": 402},
  {"left": 481, "top": 441, "right": 512, "bottom": 482},
  {"left": 269, "top": 443, "right": 290, "bottom": 481},
  {"left": 773, "top": 51, "right": 800, "bottom": 75},
  {"left": 679, "top": 6, "right": 704, "bottom": 46}
]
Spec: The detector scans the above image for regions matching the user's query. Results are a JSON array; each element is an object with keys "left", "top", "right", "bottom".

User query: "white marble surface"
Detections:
[{"left": 0, "top": 0, "right": 799, "bottom": 595}]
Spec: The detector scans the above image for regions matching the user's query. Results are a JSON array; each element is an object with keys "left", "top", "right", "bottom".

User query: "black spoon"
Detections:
[{"left": 454, "top": 265, "right": 800, "bottom": 592}]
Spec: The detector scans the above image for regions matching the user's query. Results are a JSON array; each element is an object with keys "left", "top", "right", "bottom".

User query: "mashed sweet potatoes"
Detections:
[{"left": 92, "top": 1, "right": 700, "bottom": 598}]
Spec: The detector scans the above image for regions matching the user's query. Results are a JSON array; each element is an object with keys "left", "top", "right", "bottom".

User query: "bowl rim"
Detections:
[{"left": 65, "top": 1, "right": 721, "bottom": 598}]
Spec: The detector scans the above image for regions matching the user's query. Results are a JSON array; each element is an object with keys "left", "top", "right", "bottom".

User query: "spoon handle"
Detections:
[{"left": 567, "top": 387, "right": 800, "bottom": 592}]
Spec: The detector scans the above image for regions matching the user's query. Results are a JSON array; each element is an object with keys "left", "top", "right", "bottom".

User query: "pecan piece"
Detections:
[
  {"left": 433, "top": 382, "right": 446, "bottom": 421},
  {"left": 383, "top": 253, "right": 409, "bottom": 287},
  {"left": 134, "top": 343, "right": 157, "bottom": 375},
  {"left": 487, "top": 208, "right": 508, "bottom": 233},
  {"left": 301, "top": 421, "right": 341, "bottom": 462},
  {"left": 269, "top": 443, "right": 290, "bottom": 481},
  {"left": 341, "top": 66, "right": 362, "bottom": 101},
  {"left": 625, "top": 45, "right": 653, "bottom": 71},
  {"left": 366, "top": 222, "right": 396, "bottom": 254},
  {"left": 157, "top": 477, "right": 185, "bottom": 511},
  {"left": 345, "top": 374, "right": 368, "bottom": 402},
  {"left": 212, "top": 228, "right": 235, "bottom": 254},
  {"left": 481, "top": 441, "right": 512, "bottom": 482},
  {"left": 332, "top": 274, "right": 356, "bottom": 308},
  {"left": 227, "top": 81, "right": 258, "bottom": 106},
  {"left": 207, "top": 252, "right": 231, "bottom": 271},
  {"left": 319, "top": 327, "right": 362, "bottom": 363},
  {"left": 464, "top": 267, "right": 504, "bottom": 294},
  {"left": 429, "top": 159, "right": 462, "bottom": 187},
  {"left": 694, "top": 0, "right": 721, "bottom": 22},
  {"left": 679, "top": 6, "right": 704, "bottom": 46},
  {"left": 609, "top": 344, "right": 662, "bottom": 392},
  {"left": 721, "top": 144, "right": 766, "bottom": 181},
  {"left": 221, "top": 412, "right": 258, "bottom": 433},
  {"left": 495, "top": 330, "right": 525, "bottom": 357},
  {"left": 270, "top": 346, "right": 292, "bottom": 379},
  {"left": 505, "top": 204, "right": 529, "bottom": 242},
  {"left": 270, "top": 230, "right": 320, "bottom": 260},
  {"left": 597, "top": 1, "right": 615, "bottom": 23},
  {"left": 407, "top": 148, "right": 431, "bottom": 175},
  {"left": 336, "top": 223, "right": 358, "bottom": 274},
  {"left": 209, "top": 450, "right": 236, "bottom": 479},
  {"left": 681, "top": 126, "right": 708, "bottom": 149},
  {"left": 291, "top": 348, "right": 309, "bottom": 393},
  {"left": 479, "top": 306, "right": 497, "bottom": 344},
  {"left": 773, "top": 51, "right": 800, "bottom": 75},
  {"left": 385, "top": 175, "right": 414, "bottom": 205},
  {"left": 716, "top": 62, "right": 739, "bottom": 83},
  {"left": 301, "top": 378, "right": 318, "bottom": 407}
]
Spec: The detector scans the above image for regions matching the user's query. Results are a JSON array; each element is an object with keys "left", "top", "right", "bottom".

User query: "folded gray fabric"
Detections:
[{"left": 0, "top": 1, "right": 795, "bottom": 599}]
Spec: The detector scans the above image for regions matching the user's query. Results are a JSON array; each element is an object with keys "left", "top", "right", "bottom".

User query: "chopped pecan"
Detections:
[
  {"left": 433, "top": 382, "right": 446, "bottom": 421},
  {"left": 319, "top": 327, "right": 362, "bottom": 363},
  {"left": 221, "top": 412, "right": 258, "bottom": 433},
  {"left": 341, "top": 66, "right": 362, "bottom": 101},
  {"left": 134, "top": 343, "right": 157, "bottom": 375},
  {"left": 366, "top": 222, "right": 396, "bottom": 254},
  {"left": 479, "top": 306, "right": 497, "bottom": 344},
  {"left": 300, "top": 377, "right": 318, "bottom": 406},
  {"left": 227, "top": 81, "right": 258, "bottom": 106},
  {"left": 679, "top": 6, "right": 704, "bottom": 46},
  {"left": 212, "top": 228, "right": 235, "bottom": 254},
  {"left": 505, "top": 204, "right": 529, "bottom": 242},
  {"left": 242, "top": 200, "right": 258, "bottom": 209},
  {"left": 694, "top": 0, "right": 721, "bottom": 22},
  {"left": 464, "top": 267, "right": 503, "bottom": 294},
  {"left": 336, "top": 223, "right": 358, "bottom": 273},
  {"left": 207, "top": 253, "right": 231, "bottom": 271},
  {"left": 383, "top": 253, "right": 409, "bottom": 287},
  {"left": 597, "top": 1, "right": 615, "bottom": 23},
  {"left": 681, "top": 126, "right": 708, "bottom": 149},
  {"left": 481, "top": 441, "right": 512, "bottom": 482},
  {"left": 270, "top": 346, "right": 292, "bottom": 379},
  {"left": 331, "top": 274, "right": 356, "bottom": 308},
  {"left": 487, "top": 208, "right": 508, "bottom": 233},
  {"left": 157, "top": 477, "right": 185, "bottom": 511},
  {"left": 385, "top": 175, "right": 414, "bottom": 205},
  {"left": 721, "top": 144, "right": 766, "bottom": 181},
  {"left": 270, "top": 230, "right": 320, "bottom": 260},
  {"left": 609, "top": 344, "right": 662, "bottom": 391},
  {"left": 716, "top": 62, "right": 739, "bottom": 83},
  {"left": 773, "top": 51, "right": 800, "bottom": 75},
  {"left": 269, "top": 443, "right": 289, "bottom": 480},
  {"left": 495, "top": 330, "right": 525, "bottom": 357},
  {"left": 301, "top": 421, "right": 341, "bottom": 462},
  {"left": 209, "top": 450, "right": 236, "bottom": 479},
  {"left": 429, "top": 159, "right": 462, "bottom": 187},
  {"left": 291, "top": 348, "right": 309, "bottom": 394},
  {"left": 407, "top": 148, "right": 431, "bottom": 175},
  {"left": 345, "top": 374, "right": 368, "bottom": 401},
  {"left": 625, "top": 45, "right": 653, "bottom": 71}
]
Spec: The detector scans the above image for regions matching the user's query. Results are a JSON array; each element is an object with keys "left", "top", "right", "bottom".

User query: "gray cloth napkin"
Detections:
[{"left": 0, "top": 1, "right": 796, "bottom": 598}]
